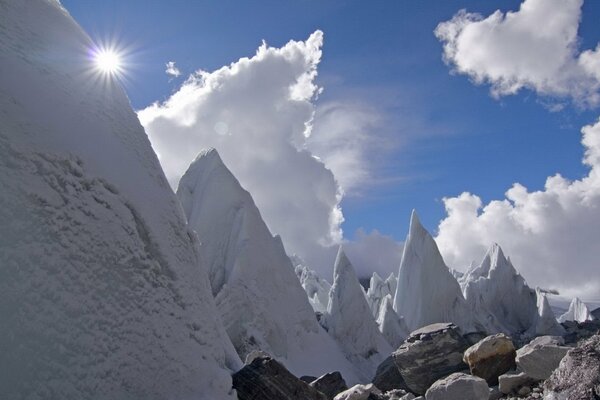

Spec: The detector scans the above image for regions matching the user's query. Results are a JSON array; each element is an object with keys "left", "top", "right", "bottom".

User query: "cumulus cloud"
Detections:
[
  {"left": 434, "top": 0, "right": 600, "bottom": 298},
  {"left": 435, "top": 0, "right": 600, "bottom": 107},
  {"left": 165, "top": 61, "right": 181, "bottom": 77},
  {"left": 139, "top": 31, "right": 392, "bottom": 275}
]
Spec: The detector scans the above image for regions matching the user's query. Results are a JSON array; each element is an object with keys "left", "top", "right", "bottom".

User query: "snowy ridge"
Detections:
[
  {"left": 461, "top": 243, "right": 539, "bottom": 334},
  {"left": 558, "top": 297, "right": 593, "bottom": 323},
  {"left": 366, "top": 272, "right": 397, "bottom": 319},
  {"left": 177, "top": 150, "right": 361, "bottom": 383},
  {"left": 0, "top": 1, "right": 240, "bottom": 399},
  {"left": 322, "top": 247, "right": 393, "bottom": 380},
  {"left": 393, "top": 210, "right": 478, "bottom": 332}
]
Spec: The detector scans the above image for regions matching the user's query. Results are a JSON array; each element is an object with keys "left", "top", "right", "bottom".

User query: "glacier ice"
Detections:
[
  {"left": 366, "top": 271, "right": 397, "bottom": 319},
  {"left": 376, "top": 295, "right": 409, "bottom": 349},
  {"left": 294, "top": 256, "right": 332, "bottom": 313},
  {"left": 557, "top": 297, "right": 593, "bottom": 323},
  {"left": 177, "top": 149, "right": 361, "bottom": 383},
  {"left": 393, "top": 210, "right": 477, "bottom": 332},
  {"left": 322, "top": 247, "right": 392, "bottom": 379},
  {"left": 0, "top": 1, "right": 241, "bottom": 398}
]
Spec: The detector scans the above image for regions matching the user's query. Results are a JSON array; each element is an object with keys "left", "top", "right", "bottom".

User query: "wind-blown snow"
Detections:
[
  {"left": 393, "top": 210, "right": 477, "bottom": 333},
  {"left": 0, "top": 1, "right": 240, "bottom": 399},
  {"left": 461, "top": 244, "right": 538, "bottom": 334},
  {"left": 177, "top": 149, "right": 361, "bottom": 383},
  {"left": 322, "top": 247, "right": 392, "bottom": 380},
  {"left": 558, "top": 297, "right": 593, "bottom": 323}
]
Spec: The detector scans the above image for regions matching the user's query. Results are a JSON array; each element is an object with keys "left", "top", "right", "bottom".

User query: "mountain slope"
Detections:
[{"left": 0, "top": 1, "right": 240, "bottom": 398}]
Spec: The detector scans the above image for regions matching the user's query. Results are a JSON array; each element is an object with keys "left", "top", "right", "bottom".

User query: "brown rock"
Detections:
[{"left": 463, "top": 333, "right": 516, "bottom": 385}]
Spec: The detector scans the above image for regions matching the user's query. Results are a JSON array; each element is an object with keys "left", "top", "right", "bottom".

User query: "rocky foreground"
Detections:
[{"left": 232, "top": 320, "right": 600, "bottom": 400}]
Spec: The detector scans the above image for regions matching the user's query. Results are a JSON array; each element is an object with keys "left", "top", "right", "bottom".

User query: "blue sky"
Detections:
[
  {"left": 63, "top": 0, "right": 599, "bottom": 237},
  {"left": 63, "top": 0, "right": 600, "bottom": 296}
]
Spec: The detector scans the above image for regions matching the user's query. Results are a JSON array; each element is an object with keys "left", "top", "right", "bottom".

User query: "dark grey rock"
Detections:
[
  {"left": 544, "top": 334, "right": 600, "bottom": 400},
  {"left": 310, "top": 371, "right": 348, "bottom": 400},
  {"left": 463, "top": 331, "right": 488, "bottom": 346},
  {"left": 372, "top": 355, "right": 410, "bottom": 392},
  {"left": 232, "top": 356, "right": 327, "bottom": 400},
  {"left": 392, "top": 323, "right": 469, "bottom": 395},
  {"left": 301, "top": 375, "right": 318, "bottom": 383},
  {"left": 561, "top": 319, "right": 600, "bottom": 344},
  {"left": 591, "top": 307, "right": 600, "bottom": 320},
  {"left": 516, "top": 336, "right": 569, "bottom": 380}
]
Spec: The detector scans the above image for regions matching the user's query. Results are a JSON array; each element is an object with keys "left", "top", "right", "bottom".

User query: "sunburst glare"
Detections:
[{"left": 94, "top": 48, "right": 122, "bottom": 75}]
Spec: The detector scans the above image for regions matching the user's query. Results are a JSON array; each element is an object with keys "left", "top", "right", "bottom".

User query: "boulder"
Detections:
[
  {"left": 498, "top": 371, "right": 535, "bottom": 394},
  {"left": 372, "top": 355, "right": 410, "bottom": 392},
  {"left": 334, "top": 383, "right": 381, "bottom": 400},
  {"left": 393, "top": 323, "right": 469, "bottom": 395},
  {"left": 424, "top": 373, "right": 489, "bottom": 400},
  {"left": 301, "top": 376, "right": 318, "bottom": 383},
  {"left": 232, "top": 357, "right": 327, "bottom": 400},
  {"left": 591, "top": 307, "right": 600, "bottom": 320},
  {"left": 561, "top": 319, "right": 600, "bottom": 344},
  {"left": 310, "top": 371, "right": 348, "bottom": 400},
  {"left": 515, "top": 336, "right": 569, "bottom": 380},
  {"left": 385, "top": 390, "right": 414, "bottom": 400},
  {"left": 544, "top": 334, "right": 600, "bottom": 400},
  {"left": 463, "top": 333, "right": 516, "bottom": 385}
]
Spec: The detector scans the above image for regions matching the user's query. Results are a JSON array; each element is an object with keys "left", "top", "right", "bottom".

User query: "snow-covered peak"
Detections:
[
  {"left": 366, "top": 271, "right": 397, "bottom": 318},
  {"left": 294, "top": 259, "right": 332, "bottom": 313},
  {"left": 178, "top": 151, "right": 361, "bottom": 383},
  {"left": 323, "top": 247, "right": 392, "bottom": 379},
  {"left": 528, "top": 288, "right": 566, "bottom": 336},
  {"left": 558, "top": 297, "right": 593, "bottom": 323},
  {"left": 393, "top": 210, "right": 476, "bottom": 332}
]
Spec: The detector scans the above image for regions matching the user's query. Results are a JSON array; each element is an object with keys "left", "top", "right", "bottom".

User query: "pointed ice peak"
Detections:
[
  {"left": 530, "top": 288, "right": 565, "bottom": 336},
  {"left": 558, "top": 297, "right": 593, "bottom": 323},
  {"left": 408, "top": 209, "right": 425, "bottom": 237},
  {"left": 369, "top": 272, "right": 384, "bottom": 290},
  {"left": 468, "top": 243, "right": 516, "bottom": 281},
  {"left": 333, "top": 246, "right": 354, "bottom": 280},
  {"left": 376, "top": 295, "right": 409, "bottom": 348}
]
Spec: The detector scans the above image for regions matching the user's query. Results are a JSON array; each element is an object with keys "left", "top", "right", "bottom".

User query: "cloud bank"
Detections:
[
  {"left": 435, "top": 0, "right": 600, "bottom": 298},
  {"left": 435, "top": 0, "right": 600, "bottom": 107},
  {"left": 139, "top": 31, "right": 401, "bottom": 276}
]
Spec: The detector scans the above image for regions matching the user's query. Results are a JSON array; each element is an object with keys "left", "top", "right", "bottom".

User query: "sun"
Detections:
[{"left": 94, "top": 48, "right": 122, "bottom": 75}]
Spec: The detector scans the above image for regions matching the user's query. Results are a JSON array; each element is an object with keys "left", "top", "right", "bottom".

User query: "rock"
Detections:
[
  {"left": 463, "top": 333, "right": 516, "bottom": 385},
  {"left": 310, "top": 371, "right": 349, "bottom": 400},
  {"left": 515, "top": 336, "right": 569, "bottom": 380},
  {"left": 498, "top": 371, "right": 535, "bottom": 394},
  {"left": 372, "top": 355, "right": 410, "bottom": 392},
  {"left": 424, "top": 372, "right": 489, "bottom": 400},
  {"left": 244, "top": 349, "right": 271, "bottom": 365},
  {"left": 544, "top": 334, "right": 600, "bottom": 400},
  {"left": 464, "top": 331, "right": 488, "bottom": 346},
  {"left": 232, "top": 357, "right": 327, "bottom": 400},
  {"left": 334, "top": 383, "right": 381, "bottom": 400},
  {"left": 517, "top": 386, "right": 531, "bottom": 396},
  {"left": 591, "top": 307, "right": 600, "bottom": 320},
  {"left": 301, "top": 375, "right": 318, "bottom": 383},
  {"left": 385, "top": 390, "right": 414, "bottom": 400},
  {"left": 393, "top": 323, "right": 469, "bottom": 395},
  {"left": 561, "top": 319, "right": 600, "bottom": 344},
  {"left": 488, "top": 386, "right": 502, "bottom": 400}
]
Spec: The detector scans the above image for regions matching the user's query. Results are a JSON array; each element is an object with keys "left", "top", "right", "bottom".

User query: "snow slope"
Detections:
[
  {"left": 558, "top": 297, "right": 593, "bottom": 323},
  {"left": 177, "top": 149, "right": 361, "bottom": 383},
  {"left": 393, "top": 210, "right": 478, "bottom": 332},
  {"left": 461, "top": 244, "right": 539, "bottom": 334},
  {"left": 322, "top": 247, "right": 393, "bottom": 380},
  {"left": 0, "top": 1, "right": 241, "bottom": 399},
  {"left": 366, "top": 272, "right": 397, "bottom": 319}
]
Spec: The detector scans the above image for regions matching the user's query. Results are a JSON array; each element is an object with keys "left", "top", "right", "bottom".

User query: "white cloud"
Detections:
[
  {"left": 344, "top": 229, "right": 404, "bottom": 279},
  {"left": 165, "top": 61, "right": 181, "bottom": 77},
  {"left": 435, "top": 0, "right": 600, "bottom": 106},
  {"left": 139, "top": 31, "right": 394, "bottom": 276}
]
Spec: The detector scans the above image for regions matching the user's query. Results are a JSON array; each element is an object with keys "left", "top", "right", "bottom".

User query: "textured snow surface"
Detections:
[
  {"left": 366, "top": 272, "right": 397, "bottom": 319},
  {"left": 177, "top": 150, "right": 360, "bottom": 383},
  {"left": 393, "top": 211, "right": 477, "bottom": 332},
  {"left": 323, "top": 247, "right": 392, "bottom": 380},
  {"left": 0, "top": 1, "right": 240, "bottom": 398},
  {"left": 294, "top": 257, "right": 332, "bottom": 313},
  {"left": 461, "top": 244, "right": 539, "bottom": 334},
  {"left": 558, "top": 297, "right": 593, "bottom": 323}
]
